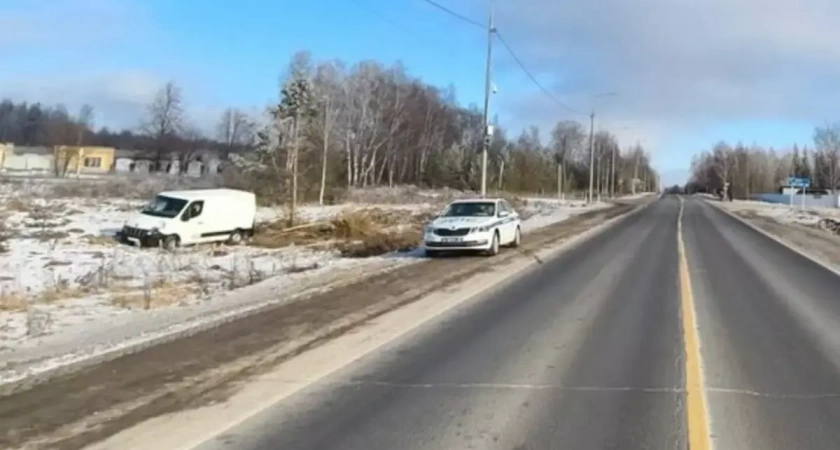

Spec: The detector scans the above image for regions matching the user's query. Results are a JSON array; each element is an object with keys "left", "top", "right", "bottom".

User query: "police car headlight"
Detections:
[{"left": 474, "top": 224, "right": 493, "bottom": 233}]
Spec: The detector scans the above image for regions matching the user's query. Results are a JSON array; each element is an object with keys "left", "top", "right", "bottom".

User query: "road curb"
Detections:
[{"left": 705, "top": 199, "right": 840, "bottom": 279}]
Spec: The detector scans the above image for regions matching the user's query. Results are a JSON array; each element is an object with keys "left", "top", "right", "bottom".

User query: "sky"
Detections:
[{"left": 3, "top": 0, "right": 840, "bottom": 185}]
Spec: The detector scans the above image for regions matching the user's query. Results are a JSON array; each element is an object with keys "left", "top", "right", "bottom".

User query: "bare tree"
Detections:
[
  {"left": 178, "top": 124, "right": 204, "bottom": 174},
  {"left": 550, "top": 120, "right": 585, "bottom": 196},
  {"left": 813, "top": 122, "right": 840, "bottom": 193},
  {"left": 216, "top": 108, "right": 254, "bottom": 157},
  {"left": 76, "top": 104, "right": 94, "bottom": 145},
  {"left": 141, "top": 81, "right": 185, "bottom": 170}
]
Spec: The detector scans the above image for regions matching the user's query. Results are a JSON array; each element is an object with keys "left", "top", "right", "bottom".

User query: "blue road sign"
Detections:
[{"left": 788, "top": 177, "right": 811, "bottom": 188}]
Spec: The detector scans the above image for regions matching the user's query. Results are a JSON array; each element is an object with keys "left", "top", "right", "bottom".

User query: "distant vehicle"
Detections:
[
  {"left": 120, "top": 188, "right": 256, "bottom": 250},
  {"left": 423, "top": 198, "right": 521, "bottom": 257}
]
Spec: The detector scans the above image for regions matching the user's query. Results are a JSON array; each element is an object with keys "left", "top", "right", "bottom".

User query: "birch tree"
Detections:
[{"left": 278, "top": 61, "right": 317, "bottom": 225}]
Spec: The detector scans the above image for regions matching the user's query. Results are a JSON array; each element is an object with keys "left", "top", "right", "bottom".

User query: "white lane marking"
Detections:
[
  {"left": 323, "top": 380, "right": 684, "bottom": 393},
  {"left": 706, "top": 387, "right": 840, "bottom": 400},
  {"left": 310, "top": 379, "right": 840, "bottom": 400}
]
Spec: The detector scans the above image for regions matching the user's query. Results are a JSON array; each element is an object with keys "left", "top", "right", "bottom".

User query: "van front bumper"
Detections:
[{"left": 119, "top": 226, "right": 164, "bottom": 247}]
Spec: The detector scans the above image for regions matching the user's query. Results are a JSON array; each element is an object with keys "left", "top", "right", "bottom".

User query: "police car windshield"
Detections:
[
  {"left": 141, "top": 195, "right": 188, "bottom": 218},
  {"left": 442, "top": 202, "right": 496, "bottom": 217}
]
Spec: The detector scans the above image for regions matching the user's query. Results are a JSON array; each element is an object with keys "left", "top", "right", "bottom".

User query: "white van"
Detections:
[{"left": 120, "top": 188, "right": 257, "bottom": 249}]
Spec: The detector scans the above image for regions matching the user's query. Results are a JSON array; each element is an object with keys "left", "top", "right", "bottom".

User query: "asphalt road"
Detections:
[{"left": 192, "top": 196, "right": 840, "bottom": 450}]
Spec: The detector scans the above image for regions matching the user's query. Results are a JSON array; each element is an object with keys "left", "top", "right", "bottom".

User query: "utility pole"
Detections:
[
  {"left": 557, "top": 163, "right": 563, "bottom": 199},
  {"left": 633, "top": 148, "right": 640, "bottom": 195},
  {"left": 480, "top": 2, "right": 495, "bottom": 197},
  {"left": 596, "top": 152, "right": 602, "bottom": 202},
  {"left": 610, "top": 144, "right": 616, "bottom": 198},
  {"left": 587, "top": 111, "right": 595, "bottom": 203}
]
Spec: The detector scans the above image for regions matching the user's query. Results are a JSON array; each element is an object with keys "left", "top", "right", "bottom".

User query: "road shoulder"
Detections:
[{"left": 705, "top": 198, "right": 840, "bottom": 276}]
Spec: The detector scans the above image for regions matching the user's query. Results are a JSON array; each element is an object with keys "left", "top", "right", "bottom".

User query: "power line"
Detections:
[
  {"left": 495, "top": 31, "right": 583, "bottom": 115},
  {"left": 420, "top": 0, "right": 485, "bottom": 28},
  {"left": 349, "top": 0, "right": 464, "bottom": 60},
  {"left": 349, "top": 0, "right": 432, "bottom": 44}
]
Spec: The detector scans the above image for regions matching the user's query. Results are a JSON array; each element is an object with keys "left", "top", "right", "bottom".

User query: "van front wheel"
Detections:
[
  {"left": 162, "top": 235, "right": 179, "bottom": 251},
  {"left": 228, "top": 229, "right": 244, "bottom": 245}
]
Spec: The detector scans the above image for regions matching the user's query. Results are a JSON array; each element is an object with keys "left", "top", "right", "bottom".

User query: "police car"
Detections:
[{"left": 423, "top": 198, "right": 521, "bottom": 257}]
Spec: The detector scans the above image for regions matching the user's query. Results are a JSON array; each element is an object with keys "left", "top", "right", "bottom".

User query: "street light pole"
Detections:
[{"left": 480, "top": 2, "right": 495, "bottom": 198}]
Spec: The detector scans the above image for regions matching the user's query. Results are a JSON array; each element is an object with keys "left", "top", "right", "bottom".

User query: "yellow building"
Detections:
[{"left": 54, "top": 146, "right": 116, "bottom": 175}]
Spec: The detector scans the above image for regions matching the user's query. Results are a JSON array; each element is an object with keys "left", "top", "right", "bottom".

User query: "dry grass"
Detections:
[
  {"left": 341, "top": 185, "right": 468, "bottom": 205},
  {"left": 4, "top": 197, "right": 31, "bottom": 212},
  {"left": 284, "top": 261, "right": 320, "bottom": 274},
  {"left": 0, "top": 291, "right": 27, "bottom": 312},
  {"left": 83, "top": 234, "right": 119, "bottom": 246},
  {"left": 29, "top": 230, "right": 70, "bottom": 241},
  {"left": 23, "top": 206, "right": 71, "bottom": 230},
  {"left": 37, "top": 285, "right": 86, "bottom": 303},
  {"left": 45, "top": 175, "right": 224, "bottom": 200},
  {"left": 251, "top": 208, "right": 430, "bottom": 252},
  {"left": 338, "top": 229, "right": 421, "bottom": 258},
  {"left": 110, "top": 282, "right": 199, "bottom": 310},
  {"left": 0, "top": 218, "right": 11, "bottom": 253}
]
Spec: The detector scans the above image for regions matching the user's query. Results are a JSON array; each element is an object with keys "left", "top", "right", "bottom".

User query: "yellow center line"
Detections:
[{"left": 677, "top": 196, "right": 712, "bottom": 450}]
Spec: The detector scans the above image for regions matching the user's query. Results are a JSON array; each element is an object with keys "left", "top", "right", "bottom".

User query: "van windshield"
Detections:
[{"left": 141, "top": 195, "right": 188, "bottom": 218}]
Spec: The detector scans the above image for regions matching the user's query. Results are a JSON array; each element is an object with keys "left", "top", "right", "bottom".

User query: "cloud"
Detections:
[
  {"left": 479, "top": 0, "right": 840, "bottom": 162},
  {"left": 0, "top": 1, "right": 222, "bottom": 133}
]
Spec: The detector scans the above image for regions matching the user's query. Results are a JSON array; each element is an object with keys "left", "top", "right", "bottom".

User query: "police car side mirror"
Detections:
[{"left": 498, "top": 211, "right": 510, "bottom": 218}]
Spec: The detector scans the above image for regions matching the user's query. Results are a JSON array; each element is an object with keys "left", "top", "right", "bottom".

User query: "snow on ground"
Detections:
[
  {"left": 519, "top": 198, "right": 610, "bottom": 233},
  {"left": 618, "top": 192, "right": 655, "bottom": 200},
  {"left": 0, "top": 195, "right": 431, "bottom": 349},
  {"left": 719, "top": 199, "right": 840, "bottom": 227},
  {"left": 0, "top": 186, "right": 609, "bottom": 384}
]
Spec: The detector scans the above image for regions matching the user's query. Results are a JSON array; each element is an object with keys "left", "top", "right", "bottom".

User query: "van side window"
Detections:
[{"left": 183, "top": 201, "right": 204, "bottom": 220}]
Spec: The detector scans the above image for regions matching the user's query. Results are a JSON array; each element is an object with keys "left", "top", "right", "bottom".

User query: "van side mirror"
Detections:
[
  {"left": 498, "top": 211, "right": 510, "bottom": 218},
  {"left": 181, "top": 211, "right": 191, "bottom": 222}
]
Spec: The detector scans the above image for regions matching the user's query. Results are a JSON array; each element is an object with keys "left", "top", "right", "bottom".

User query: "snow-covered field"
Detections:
[
  {"left": 718, "top": 199, "right": 840, "bottom": 227},
  {"left": 0, "top": 184, "right": 610, "bottom": 385}
]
